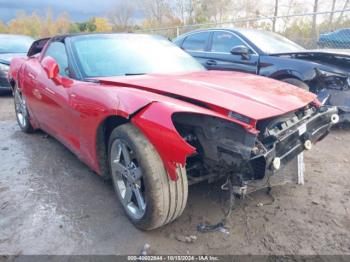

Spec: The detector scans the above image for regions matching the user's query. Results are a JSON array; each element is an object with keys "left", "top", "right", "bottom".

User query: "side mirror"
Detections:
[
  {"left": 230, "top": 45, "right": 251, "bottom": 59},
  {"left": 41, "top": 56, "right": 59, "bottom": 80}
]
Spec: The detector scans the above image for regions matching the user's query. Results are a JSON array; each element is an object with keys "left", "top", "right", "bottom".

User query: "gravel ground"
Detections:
[{"left": 0, "top": 95, "right": 350, "bottom": 255}]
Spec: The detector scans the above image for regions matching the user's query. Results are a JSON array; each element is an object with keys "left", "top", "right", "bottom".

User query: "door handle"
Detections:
[{"left": 206, "top": 60, "right": 217, "bottom": 66}]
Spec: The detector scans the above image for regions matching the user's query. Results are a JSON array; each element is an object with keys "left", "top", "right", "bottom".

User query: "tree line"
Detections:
[{"left": 0, "top": 0, "right": 349, "bottom": 39}]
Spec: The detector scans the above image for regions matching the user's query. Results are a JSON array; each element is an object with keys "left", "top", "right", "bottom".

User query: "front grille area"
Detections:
[{"left": 249, "top": 106, "right": 337, "bottom": 181}]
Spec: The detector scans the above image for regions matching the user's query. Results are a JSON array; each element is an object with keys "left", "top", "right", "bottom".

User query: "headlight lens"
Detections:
[{"left": 317, "top": 69, "right": 346, "bottom": 78}]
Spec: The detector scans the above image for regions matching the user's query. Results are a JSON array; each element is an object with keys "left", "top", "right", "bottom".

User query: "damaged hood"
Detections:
[
  {"left": 272, "top": 49, "right": 350, "bottom": 73},
  {"left": 95, "top": 71, "right": 316, "bottom": 120}
]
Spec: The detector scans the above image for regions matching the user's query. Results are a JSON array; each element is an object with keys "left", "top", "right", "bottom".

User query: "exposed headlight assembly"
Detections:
[{"left": 316, "top": 68, "right": 348, "bottom": 90}]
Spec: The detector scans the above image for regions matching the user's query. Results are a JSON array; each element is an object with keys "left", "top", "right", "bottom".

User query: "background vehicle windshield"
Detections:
[
  {"left": 71, "top": 34, "right": 205, "bottom": 77},
  {"left": 240, "top": 29, "right": 305, "bottom": 54},
  {"left": 0, "top": 35, "right": 34, "bottom": 53}
]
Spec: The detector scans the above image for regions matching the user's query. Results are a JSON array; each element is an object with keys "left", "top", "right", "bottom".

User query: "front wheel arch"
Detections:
[
  {"left": 280, "top": 77, "right": 310, "bottom": 91},
  {"left": 95, "top": 115, "right": 129, "bottom": 180}
]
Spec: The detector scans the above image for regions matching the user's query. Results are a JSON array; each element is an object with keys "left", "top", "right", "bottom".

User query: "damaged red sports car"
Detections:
[{"left": 9, "top": 33, "right": 339, "bottom": 230}]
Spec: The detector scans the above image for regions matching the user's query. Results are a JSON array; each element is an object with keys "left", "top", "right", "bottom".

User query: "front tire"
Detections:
[
  {"left": 108, "top": 123, "right": 188, "bottom": 230},
  {"left": 14, "top": 85, "right": 34, "bottom": 133}
]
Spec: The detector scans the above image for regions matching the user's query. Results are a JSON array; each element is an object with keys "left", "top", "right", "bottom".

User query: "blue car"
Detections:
[
  {"left": 173, "top": 28, "right": 350, "bottom": 122},
  {"left": 318, "top": 28, "right": 350, "bottom": 49}
]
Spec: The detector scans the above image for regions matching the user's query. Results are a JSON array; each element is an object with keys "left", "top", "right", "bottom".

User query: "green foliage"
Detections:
[
  {"left": 0, "top": 11, "right": 113, "bottom": 37},
  {"left": 76, "top": 19, "right": 97, "bottom": 32},
  {"left": 0, "top": 20, "right": 7, "bottom": 33}
]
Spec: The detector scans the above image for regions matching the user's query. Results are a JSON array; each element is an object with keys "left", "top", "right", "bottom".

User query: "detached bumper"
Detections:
[
  {"left": 250, "top": 106, "right": 338, "bottom": 181},
  {"left": 321, "top": 89, "right": 350, "bottom": 122}
]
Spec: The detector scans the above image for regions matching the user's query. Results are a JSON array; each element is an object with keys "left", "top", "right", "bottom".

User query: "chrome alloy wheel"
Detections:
[
  {"left": 14, "top": 88, "right": 28, "bottom": 128},
  {"left": 110, "top": 139, "right": 146, "bottom": 219}
]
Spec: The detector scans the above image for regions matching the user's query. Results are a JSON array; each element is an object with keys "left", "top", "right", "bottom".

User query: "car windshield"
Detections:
[
  {"left": 0, "top": 35, "right": 34, "bottom": 53},
  {"left": 70, "top": 34, "right": 205, "bottom": 77},
  {"left": 239, "top": 29, "right": 305, "bottom": 54}
]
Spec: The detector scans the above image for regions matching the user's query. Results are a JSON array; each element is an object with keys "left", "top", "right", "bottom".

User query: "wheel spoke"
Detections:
[
  {"left": 115, "top": 143, "right": 122, "bottom": 161},
  {"left": 131, "top": 167, "right": 142, "bottom": 181},
  {"left": 14, "top": 89, "right": 28, "bottom": 128},
  {"left": 111, "top": 144, "right": 127, "bottom": 174},
  {"left": 15, "top": 92, "right": 22, "bottom": 112},
  {"left": 111, "top": 139, "right": 146, "bottom": 219},
  {"left": 133, "top": 187, "right": 146, "bottom": 211},
  {"left": 123, "top": 184, "right": 133, "bottom": 204},
  {"left": 120, "top": 143, "right": 131, "bottom": 166},
  {"left": 112, "top": 161, "right": 127, "bottom": 175}
]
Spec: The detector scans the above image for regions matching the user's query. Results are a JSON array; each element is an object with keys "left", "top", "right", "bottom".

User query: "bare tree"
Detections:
[
  {"left": 272, "top": 0, "right": 279, "bottom": 32},
  {"left": 311, "top": 0, "right": 318, "bottom": 37},
  {"left": 337, "top": 0, "right": 349, "bottom": 23},
  {"left": 174, "top": 0, "right": 186, "bottom": 25},
  {"left": 329, "top": 0, "right": 337, "bottom": 24},
  {"left": 108, "top": 2, "right": 135, "bottom": 31},
  {"left": 187, "top": 0, "right": 196, "bottom": 23},
  {"left": 280, "top": 0, "right": 301, "bottom": 32},
  {"left": 140, "top": 0, "right": 172, "bottom": 25}
]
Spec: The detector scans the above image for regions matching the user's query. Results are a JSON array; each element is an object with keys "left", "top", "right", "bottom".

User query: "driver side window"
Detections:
[
  {"left": 211, "top": 32, "right": 248, "bottom": 53},
  {"left": 44, "top": 41, "right": 69, "bottom": 77}
]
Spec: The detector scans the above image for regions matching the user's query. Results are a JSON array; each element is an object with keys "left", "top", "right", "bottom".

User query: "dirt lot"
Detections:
[{"left": 0, "top": 94, "right": 350, "bottom": 255}]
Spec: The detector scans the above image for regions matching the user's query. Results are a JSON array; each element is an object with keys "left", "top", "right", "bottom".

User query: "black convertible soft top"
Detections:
[{"left": 27, "top": 37, "right": 51, "bottom": 57}]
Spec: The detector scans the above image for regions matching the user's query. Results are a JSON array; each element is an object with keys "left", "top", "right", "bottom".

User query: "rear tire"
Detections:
[
  {"left": 14, "top": 84, "right": 34, "bottom": 133},
  {"left": 108, "top": 123, "right": 188, "bottom": 230},
  {"left": 281, "top": 78, "right": 310, "bottom": 91}
]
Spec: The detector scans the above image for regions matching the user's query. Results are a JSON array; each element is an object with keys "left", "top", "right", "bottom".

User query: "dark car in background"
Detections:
[
  {"left": 173, "top": 28, "right": 350, "bottom": 122},
  {"left": 318, "top": 28, "right": 350, "bottom": 49},
  {"left": 0, "top": 34, "right": 34, "bottom": 94}
]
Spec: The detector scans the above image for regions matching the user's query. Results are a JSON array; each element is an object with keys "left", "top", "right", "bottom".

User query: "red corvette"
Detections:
[{"left": 9, "top": 33, "right": 338, "bottom": 230}]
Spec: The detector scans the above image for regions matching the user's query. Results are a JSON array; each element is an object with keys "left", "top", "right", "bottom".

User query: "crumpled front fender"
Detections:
[
  {"left": 131, "top": 101, "right": 238, "bottom": 180},
  {"left": 131, "top": 102, "right": 195, "bottom": 180}
]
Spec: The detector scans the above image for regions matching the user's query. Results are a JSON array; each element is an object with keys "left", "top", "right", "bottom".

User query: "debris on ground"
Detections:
[
  {"left": 312, "top": 201, "right": 320, "bottom": 205},
  {"left": 197, "top": 177, "right": 235, "bottom": 234},
  {"left": 1, "top": 201, "right": 9, "bottom": 209},
  {"left": 1, "top": 147, "right": 9, "bottom": 151},
  {"left": 175, "top": 235, "right": 197, "bottom": 243},
  {"left": 218, "top": 227, "right": 230, "bottom": 235},
  {"left": 140, "top": 243, "right": 150, "bottom": 255}
]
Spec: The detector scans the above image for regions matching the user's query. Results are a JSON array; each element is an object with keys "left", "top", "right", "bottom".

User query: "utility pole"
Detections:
[
  {"left": 311, "top": 0, "right": 319, "bottom": 38},
  {"left": 272, "top": 0, "right": 279, "bottom": 32}
]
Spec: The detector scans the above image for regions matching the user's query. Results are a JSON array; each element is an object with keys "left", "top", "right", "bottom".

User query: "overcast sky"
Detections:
[
  {"left": 0, "top": 0, "right": 141, "bottom": 22},
  {"left": 0, "top": 0, "right": 347, "bottom": 24}
]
